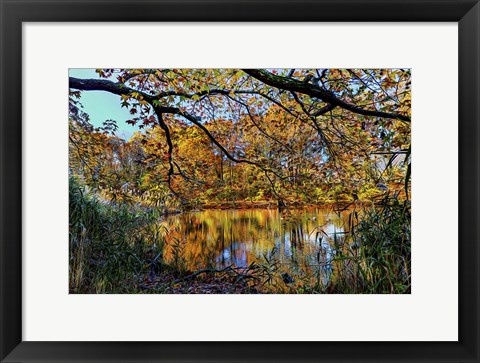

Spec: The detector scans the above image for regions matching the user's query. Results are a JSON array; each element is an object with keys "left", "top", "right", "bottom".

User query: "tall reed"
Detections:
[{"left": 69, "top": 176, "right": 164, "bottom": 293}]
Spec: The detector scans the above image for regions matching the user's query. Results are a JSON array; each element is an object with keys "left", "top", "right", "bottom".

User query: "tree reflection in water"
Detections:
[{"left": 163, "top": 208, "right": 349, "bottom": 284}]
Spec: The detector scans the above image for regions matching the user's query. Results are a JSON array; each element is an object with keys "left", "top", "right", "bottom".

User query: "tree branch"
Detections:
[
  {"left": 242, "top": 69, "right": 410, "bottom": 122},
  {"left": 69, "top": 77, "right": 147, "bottom": 98}
]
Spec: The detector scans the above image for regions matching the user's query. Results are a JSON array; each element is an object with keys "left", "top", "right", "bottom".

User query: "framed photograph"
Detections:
[{"left": 1, "top": 0, "right": 479, "bottom": 362}]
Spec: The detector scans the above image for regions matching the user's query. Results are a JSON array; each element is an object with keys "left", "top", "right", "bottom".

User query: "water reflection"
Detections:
[{"left": 164, "top": 208, "right": 350, "bottom": 281}]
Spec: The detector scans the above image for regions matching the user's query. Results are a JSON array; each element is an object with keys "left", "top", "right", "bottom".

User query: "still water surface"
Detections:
[{"left": 164, "top": 208, "right": 351, "bottom": 278}]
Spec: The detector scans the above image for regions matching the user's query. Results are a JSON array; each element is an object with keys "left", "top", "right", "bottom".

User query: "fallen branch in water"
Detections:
[{"left": 174, "top": 264, "right": 259, "bottom": 283}]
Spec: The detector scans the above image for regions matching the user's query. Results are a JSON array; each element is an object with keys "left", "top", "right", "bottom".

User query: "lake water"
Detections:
[{"left": 164, "top": 208, "right": 351, "bottom": 283}]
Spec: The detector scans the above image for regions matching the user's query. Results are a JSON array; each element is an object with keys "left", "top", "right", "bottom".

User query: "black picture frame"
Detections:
[{"left": 1, "top": 0, "right": 479, "bottom": 362}]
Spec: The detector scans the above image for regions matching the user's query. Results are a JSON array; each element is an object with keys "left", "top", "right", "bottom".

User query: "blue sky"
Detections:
[{"left": 69, "top": 69, "right": 140, "bottom": 139}]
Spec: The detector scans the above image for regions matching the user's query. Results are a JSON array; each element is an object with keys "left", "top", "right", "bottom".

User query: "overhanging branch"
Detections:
[{"left": 242, "top": 69, "right": 411, "bottom": 122}]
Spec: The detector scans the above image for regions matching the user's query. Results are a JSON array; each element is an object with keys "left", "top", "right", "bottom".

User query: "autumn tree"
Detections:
[{"left": 69, "top": 68, "right": 411, "bottom": 206}]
